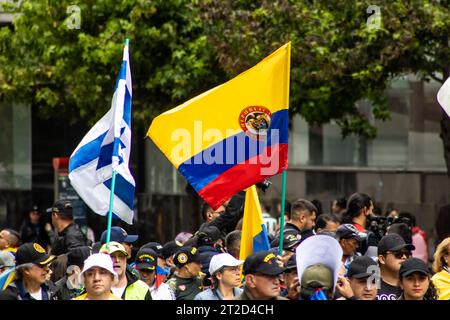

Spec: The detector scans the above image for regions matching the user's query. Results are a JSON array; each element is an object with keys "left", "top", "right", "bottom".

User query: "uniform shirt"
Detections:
[
  {"left": 377, "top": 279, "right": 401, "bottom": 300},
  {"left": 166, "top": 274, "right": 203, "bottom": 300}
]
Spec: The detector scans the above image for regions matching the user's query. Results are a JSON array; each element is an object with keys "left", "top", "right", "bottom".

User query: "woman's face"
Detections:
[
  {"left": 443, "top": 244, "right": 450, "bottom": 267},
  {"left": 400, "top": 272, "right": 429, "bottom": 300}
]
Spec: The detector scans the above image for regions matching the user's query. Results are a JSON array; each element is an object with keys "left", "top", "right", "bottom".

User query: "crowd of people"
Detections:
[{"left": 0, "top": 190, "right": 449, "bottom": 301}]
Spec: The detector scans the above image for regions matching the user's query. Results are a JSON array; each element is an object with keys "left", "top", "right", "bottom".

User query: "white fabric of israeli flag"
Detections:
[{"left": 69, "top": 42, "right": 135, "bottom": 224}]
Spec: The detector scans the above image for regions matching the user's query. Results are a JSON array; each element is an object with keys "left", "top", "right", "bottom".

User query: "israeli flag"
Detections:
[{"left": 69, "top": 42, "right": 135, "bottom": 224}]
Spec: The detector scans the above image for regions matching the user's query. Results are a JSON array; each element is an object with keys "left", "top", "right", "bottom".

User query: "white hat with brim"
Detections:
[
  {"left": 78, "top": 253, "right": 119, "bottom": 285},
  {"left": 209, "top": 253, "right": 244, "bottom": 276}
]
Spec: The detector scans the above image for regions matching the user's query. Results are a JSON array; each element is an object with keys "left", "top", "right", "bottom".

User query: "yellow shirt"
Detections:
[
  {"left": 431, "top": 269, "right": 450, "bottom": 300},
  {"left": 73, "top": 293, "right": 122, "bottom": 300}
]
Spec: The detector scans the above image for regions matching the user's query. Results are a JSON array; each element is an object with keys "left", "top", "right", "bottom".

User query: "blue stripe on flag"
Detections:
[
  {"left": 103, "top": 173, "right": 135, "bottom": 210},
  {"left": 252, "top": 224, "right": 270, "bottom": 252},
  {"left": 123, "top": 90, "right": 132, "bottom": 127},
  {"left": 69, "top": 131, "right": 108, "bottom": 172}
]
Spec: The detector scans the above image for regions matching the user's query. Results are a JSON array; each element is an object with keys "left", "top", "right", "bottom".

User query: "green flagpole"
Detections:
[
  {"left": 106, "top": 38, "right": 129, "bottom": 249},
  {"left": 278, "top": 170, "right": 287, "bottom": 256}
]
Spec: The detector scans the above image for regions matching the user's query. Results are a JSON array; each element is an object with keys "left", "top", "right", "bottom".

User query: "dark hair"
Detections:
[
  {"left": 342, "top": 193, "right": 372, "bottom": 223},
  {"left": 291, "top": 199, "right": 317, "bottom": 219},
  {"left": 387, "top": 223, "right": 412, "bottom": 244},
  {"left": 398, "top": 212, "right": 416, "bottom": 227},
  {"left": 335, "top": 197, "right": 347, "bottom": 209},
  {"left": 311, "top": 200, "right": 323, "bottom": 216},
  {"left": 315, "top": 214, "right": 339, "bottom": 231},
  {"left": 4, "top": 229, "right": 21, "bottom": 247},
  {"left": 225, "top": 230, "right": 241, "bottom": 248}
]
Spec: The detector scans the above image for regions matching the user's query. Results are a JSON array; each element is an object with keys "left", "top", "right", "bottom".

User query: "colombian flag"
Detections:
[
  {"left": 239, "top": 185, "right": 270, "bottom": 261},
  {"left": 147, "top": 43, "right": 290, "bottom": 209}
]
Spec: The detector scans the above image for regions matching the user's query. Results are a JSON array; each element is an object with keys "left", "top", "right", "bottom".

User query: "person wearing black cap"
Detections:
[
  {"left": 160, "top": 240, "right": 183, "bottom": 277},
  {"left": 236, "top": 251, "right": 287, "bottom": 300},
  {"left": 46, "top": 200, "right": 88, "bottom": 256},
  {"left": 54, "top": 246, "right": 91, "bottom": 300},
  {"left": 336, "top": 224, "right": 362, "bottom": 267},
  {"left": 398, "top": 257, "right": 437, "bottom": 300},
  {"left": 196, "top": 225, "right": 223, "bottom": 282},
  {"left": 377, "top": 233, "right": 415, "bottom": 300},
  {"left": 281, "top": 254, "right": 300, "bottom": 300},
  {"left": 19, "top": 205, "right": 49, "bottom": 248},
  {"left": 345, "top": 256, "right": 379, "bottom": 300},
  {"left": 135, "top": 247, "right": 175, "bottom": 300},
  {"left": 270, "top": 231, "right": 301, "bottom": 266},
  {"left": 166, "top": 246, "right": 204, "bottom": 300},
  {"left": 0, "top": 243, "right": 57, "bottom": 300}
]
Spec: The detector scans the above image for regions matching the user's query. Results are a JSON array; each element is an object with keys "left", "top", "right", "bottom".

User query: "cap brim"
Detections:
[
  {"left": 45, "top": 207, "right": 53, "bottom": 214},
  {"left": 135, "top": 263, "right": 156, "bottom": 271},
  {"left": 401, "top": 269, "right": 429, "bottom": 277},
  {"left": 350, "top": 272, "right": 372, "bottom": 279},
  {"left": 37, "top": 254, "right": 56, "bottom": 265},
  {"left": 124, "top": 235, "right": 138, "bottom": 243}
]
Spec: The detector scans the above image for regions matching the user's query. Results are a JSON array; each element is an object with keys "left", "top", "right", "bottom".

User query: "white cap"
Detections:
[
  {"left": 296, "top": 234, "right": 343, "bottom": 289},
  {"left": 78, "top": 253, "right": 119, "bottom": 285},
  {"left": 209, "top": 253, "right": 244, "bottom": 275}
]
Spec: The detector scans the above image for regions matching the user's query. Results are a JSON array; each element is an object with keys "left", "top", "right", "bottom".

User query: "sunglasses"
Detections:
[{"left": 387, "top": 250, "right": 411, "bottom": 259}]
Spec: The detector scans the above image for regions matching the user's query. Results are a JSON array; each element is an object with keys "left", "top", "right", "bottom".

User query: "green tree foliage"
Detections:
[{"left": 0, "top": 0, "right": 225, "bottom": 126}]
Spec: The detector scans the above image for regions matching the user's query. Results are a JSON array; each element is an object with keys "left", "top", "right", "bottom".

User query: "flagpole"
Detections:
[
  {"left": 106, "top": 38, "right": 129, "bottom": 247},
  {"left": 105, "top": 169, "right": 117, "bottom": 246},
  {"left": 278, "top": 170, "right": 287, "bottom": 256}
]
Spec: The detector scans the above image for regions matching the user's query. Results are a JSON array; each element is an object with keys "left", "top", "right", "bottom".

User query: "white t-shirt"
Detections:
[
  {"left": 29, "top": 288, "right": 42, "bottom": 300},
  {"left": 150, "top": 282, "right": 175, "bottom": 300},
  {"left": 111, "top": 285, "right": 127, "bottom": 298}
]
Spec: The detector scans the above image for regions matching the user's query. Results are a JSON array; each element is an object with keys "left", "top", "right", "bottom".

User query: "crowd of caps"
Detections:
[{"left": 0, "top": 190, "right": 449, "bottom": 301}]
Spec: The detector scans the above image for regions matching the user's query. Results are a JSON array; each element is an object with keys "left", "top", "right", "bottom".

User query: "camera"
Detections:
[{"left": 256, "top": 179, "right": 272, "bottom": 193}]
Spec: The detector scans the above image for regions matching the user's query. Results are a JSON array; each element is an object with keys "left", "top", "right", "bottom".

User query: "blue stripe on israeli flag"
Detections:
[{"left": 68, "top": 43, "right": 135, "bottom": 224}]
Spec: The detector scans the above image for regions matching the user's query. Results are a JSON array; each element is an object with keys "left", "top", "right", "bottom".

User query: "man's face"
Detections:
[
  {"left": 25, "top": 263, "right": 51, "bottom": 285},
  {"left": 185, "top": 261, "right": 202, "bottom": 277},
  {"left": 283, "top": 270, "right": 298, "bottom": 289},
  {"left": 248, "top": 273, "right": 281, "bottom": 299},
  {"left": 110, "top": 252, "right": 127, "bottom": 278},
  {"left": 30, "top": 211, "right": 41, "bottom": 224},
  {"left": 301, "top": 211, "right": 316, "bottom": 230},
  {"left": 138, "top": 269, "right": 156, "bottom": 287},
  {"left": 349, "top": 277, "right": 377, "bottom": 300},
  {"left": 340, "top": 238, "right": 359, "bottom": 256},
  {"left": 217, "top": 266, "right": 241, "bottom": 287},
  {"left": 0, "top": 230, "right": 10, "bottom": 249},
  {"left": 380, "top": 250, "right": 410, "bottom": 273},
  {"left": 84, "top": 267, "right": 114, "bottom": 298},
  {"left": 207, "top": 206, "right": 225, "bottom": 222}
]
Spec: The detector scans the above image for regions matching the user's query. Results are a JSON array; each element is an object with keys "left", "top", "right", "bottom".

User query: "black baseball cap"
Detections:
[
  {"left": 347, "top": 256, "right": 378, "bottom": 279},
  {"left": 141, "top": 242, "right": 163, "bottom": 256},
  {"left": 271, "top": 232, "right": 301, "bottom": 251},
  {"left": 67, "top": 246, "right": 92, "bottom": 268},
  {"left": 284, "top": 254, "right": 297, "bottom": 271},
  {"left": 243, "top": 251, "right": 285, "bottom": 276},
  {"left": 173, "top": 246, "right": 201, "bottom": 267},
  {"left": 100, "top": 226, "right": 138, "bottom": 244},
  {"left": 399, "top": 258, "right": 429, "bottom": 278},
  {"left": 161, "top": 240, "right": 183, "bottom": 260},
  {"left": 16, "top": 243, "right": 56, "bottom": 266},
  {"left": 46, "top": 200, "right": 73, "bottom": 219},
  {"left": 135, "top": 248, "right": 158, "bottom": 271},
  {"left": 378, "top": 234, "right": 415, "bottom": 255},
  {"left": 336, "top": 224, "right": 363, "bottom": 241}
]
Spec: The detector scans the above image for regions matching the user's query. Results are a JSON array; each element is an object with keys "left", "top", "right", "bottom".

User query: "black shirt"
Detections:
[{"left": 377, "top": 279, "right": 401, "bottom": 300}]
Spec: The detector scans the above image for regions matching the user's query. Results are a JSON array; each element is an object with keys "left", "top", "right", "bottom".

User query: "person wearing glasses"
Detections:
[
  {"left": 431, "top": 237, "right": 450, "bottom": 300},
  {"left": 0, "top": 243, "right": 57, "bottom": 300},
  {"left": 376, "top": 233, "right": 415, "bottom": 300},
  {"left": 194, "top": 253, "right": 243, "bottom": 300}
]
